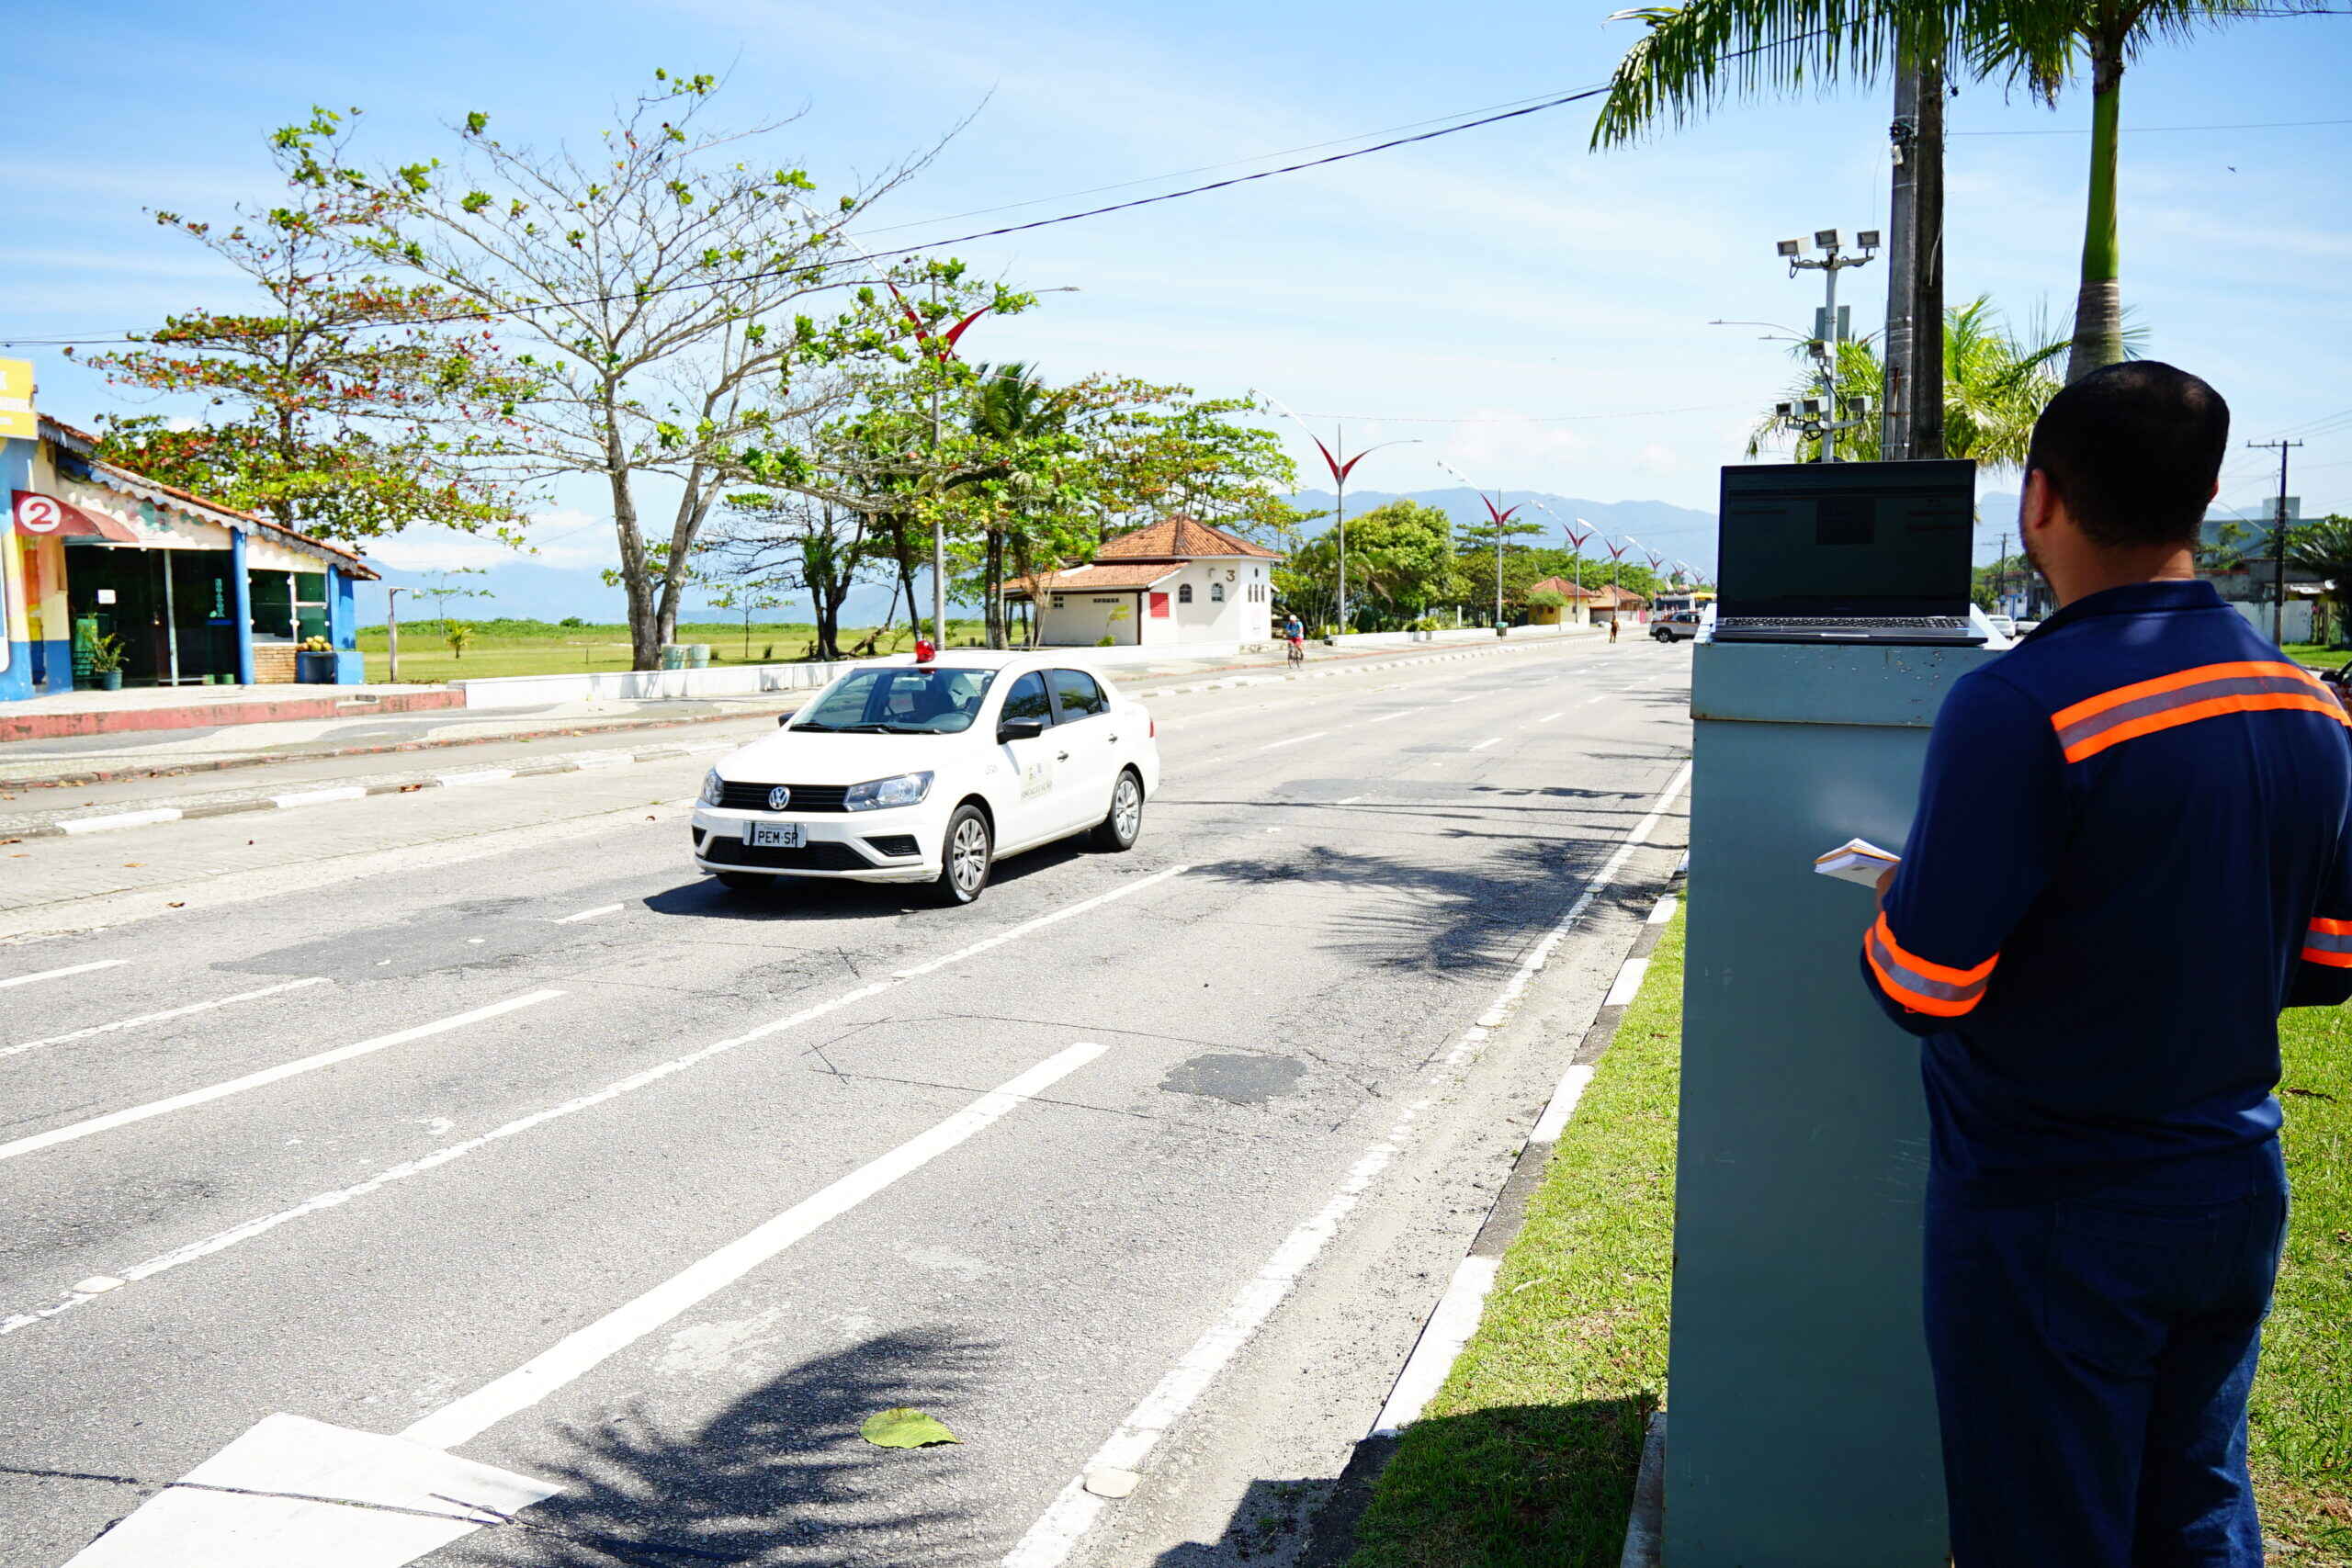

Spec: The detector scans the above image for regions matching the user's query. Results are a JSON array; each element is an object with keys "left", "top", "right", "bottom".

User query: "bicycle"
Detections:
[{"left": 1286, "top": 638, "right": 1306, "bottom": 669}]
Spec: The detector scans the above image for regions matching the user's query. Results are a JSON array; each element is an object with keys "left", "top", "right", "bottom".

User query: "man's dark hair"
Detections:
[{"left": 2024, "top": 361, "right": 2229, "bottom": 548}]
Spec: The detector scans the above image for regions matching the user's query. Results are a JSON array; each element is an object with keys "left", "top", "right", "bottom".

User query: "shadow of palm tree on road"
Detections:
[{"left": 430, "top": 1328, "right": 995, "bottom": 1568}]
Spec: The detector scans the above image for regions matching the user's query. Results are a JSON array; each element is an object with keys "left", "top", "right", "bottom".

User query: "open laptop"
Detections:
[{"left": 1712, "top": 459, "right": 1986, "bottom": 646}]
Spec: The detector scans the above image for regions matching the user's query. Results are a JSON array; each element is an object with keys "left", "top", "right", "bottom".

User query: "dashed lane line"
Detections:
[
  {"left": 0, "top": 958, "right": 127, "bottom": 988},
  {"left": 2, "top": 977, "right": 332, "bottom": 1063},
  {"left": 0, "top": 991, "right": 564, "bottom": 1166}
]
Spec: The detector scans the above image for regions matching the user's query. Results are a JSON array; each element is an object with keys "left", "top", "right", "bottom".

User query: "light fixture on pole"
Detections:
[
  {"left": 1528, "top": 497, "right": 1593, "bottom": 621},
  {"left": 1257, "top": 393, "right": 1419, "bottom": 633},
  {"left": 1777, "top": 229, "right": 1879, "bottom": 462},
  {"left": 1436, "top": 457, "right": 1522, "bottom": 628}
]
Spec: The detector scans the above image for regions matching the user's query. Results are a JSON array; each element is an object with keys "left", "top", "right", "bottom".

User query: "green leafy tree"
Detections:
[
  {"left": 1593, "top": 0, "right": 2318, "bottom": 384},
  {"left": 1283, "top": 499, "right": 1456, "bottom": 630},
  {"left": 310, "top": 73, "right": 991, "bottom": 670},
  {"left": 2287, "top": 515, "right": 2352, "bottom": 647},
  {"left": 75, "top": 109, "right": 535, "bottom": 544}
]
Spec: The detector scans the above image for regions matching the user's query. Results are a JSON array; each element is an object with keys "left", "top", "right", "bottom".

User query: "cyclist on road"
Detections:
[{"left": 1283, "top": 613, "right": 1306, "bottom": 665}]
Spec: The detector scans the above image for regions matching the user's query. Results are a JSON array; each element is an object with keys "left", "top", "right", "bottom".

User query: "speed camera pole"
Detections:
[{"left": 1777, "top": 229, "right": 1880, "bottom": 462}]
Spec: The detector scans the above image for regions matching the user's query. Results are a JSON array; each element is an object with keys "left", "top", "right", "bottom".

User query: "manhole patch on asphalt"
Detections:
[{"left": 1159, "top": 1052, "right": 1306, "bottom": 1105}]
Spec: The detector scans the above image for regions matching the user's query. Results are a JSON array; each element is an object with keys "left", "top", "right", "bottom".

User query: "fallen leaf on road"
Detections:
[
  {"left": 122, "top": 863, "right": 142, "bottom": 868},
  {"left": 0, "top": 839, "right": 17, "bottom": 846},
  {"left": 167, "top": 902, "right": 186, "bottom": 908},
  {"left": 860, "top": 1407, "right": 959, "bottom": 1449},
  {"left": 400, "top": 784, "right": 424, "bottom": 793}
]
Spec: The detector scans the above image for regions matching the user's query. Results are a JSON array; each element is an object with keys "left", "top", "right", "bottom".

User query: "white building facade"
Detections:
[{"left": 1009, "top": 517, "right": 1282, "bottom": 649}]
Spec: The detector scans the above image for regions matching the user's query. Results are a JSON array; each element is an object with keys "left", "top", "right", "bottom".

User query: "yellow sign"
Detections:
[{"left": 0, "top": 357, "right": 34, "bottom": 440}]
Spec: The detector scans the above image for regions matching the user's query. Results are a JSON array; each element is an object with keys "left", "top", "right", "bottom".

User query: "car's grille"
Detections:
[
  {"left": 864, "top": 835, "right": 921, "bottom": 859},
  {"left": 718, "top": 781, "right": 851, "bottom": 812},
  {"left": 702, "top": 838, "right": 872, "bottom": 871}
]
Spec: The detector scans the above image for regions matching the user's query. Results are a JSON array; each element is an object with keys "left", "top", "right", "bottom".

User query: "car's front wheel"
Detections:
[
  {"left": 1092, "top": 768, "right": 1144, "bottom": 852},
  {"left": 935, "top": 804, "right": 994, "bottom": 906}
]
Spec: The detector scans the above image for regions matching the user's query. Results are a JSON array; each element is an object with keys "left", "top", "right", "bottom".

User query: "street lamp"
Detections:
[
  {"left": 1257, "top": 394, "right": 1419, "bottom": 633},
  {"left": 1435, "top": 457, "right": 1521, "bottom": 629},
  {"left": 1778, "top": 229, "right": 1878, "bottom": 462}
]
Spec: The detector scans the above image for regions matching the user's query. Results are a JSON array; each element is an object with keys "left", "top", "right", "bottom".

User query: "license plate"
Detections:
[{"left": 748, "top": 821, "right": 804, "bottom": 849}]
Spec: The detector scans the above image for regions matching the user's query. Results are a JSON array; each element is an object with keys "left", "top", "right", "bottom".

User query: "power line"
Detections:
[
  {"left": 1950, "top": 116, "right": 2352, "bottom": 137},
  {"left": 1291, "top": 401, "right": 1749, "bottom": 423},
  {"left": 0, "top": 82, "right": 1611, "bottom": 351}
]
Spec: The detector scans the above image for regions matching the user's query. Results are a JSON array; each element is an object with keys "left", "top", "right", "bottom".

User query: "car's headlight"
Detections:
[
  {"left": 843, "top": 771, "right": 933, "bottom": 811},
  {"left": 699, "top": 769, "right": 725, "bottom": 807}
]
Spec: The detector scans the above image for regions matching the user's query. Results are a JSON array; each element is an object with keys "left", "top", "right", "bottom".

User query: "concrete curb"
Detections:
[
  {"left": 1300, "top": 874, "right": 1685, "bottom": 1566},
  {"left": 1, "top": 739, "right": 740, "bottom": 841}
]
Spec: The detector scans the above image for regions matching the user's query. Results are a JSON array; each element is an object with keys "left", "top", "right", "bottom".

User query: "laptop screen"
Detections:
[{"left": 1717, "top": 459, "right": 1977, "bottom": 616}]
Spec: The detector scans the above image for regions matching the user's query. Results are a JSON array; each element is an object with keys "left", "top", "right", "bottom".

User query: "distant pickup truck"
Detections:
[{"left": 1652, "top": 611, "right": 1703, "bottom": 642}]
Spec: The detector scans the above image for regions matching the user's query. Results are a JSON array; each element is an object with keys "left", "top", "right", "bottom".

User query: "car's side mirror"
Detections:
[
  {"left": 778, "top": 714, "right": 793, "bottom": 727},
  {"left": 997, "top": 717, "right": 1047, "bottom": 744}
]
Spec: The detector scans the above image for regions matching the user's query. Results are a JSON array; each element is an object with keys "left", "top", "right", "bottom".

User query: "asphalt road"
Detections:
[{"left": 0, "top": 636, "right": 1692, "bottom": 1568}]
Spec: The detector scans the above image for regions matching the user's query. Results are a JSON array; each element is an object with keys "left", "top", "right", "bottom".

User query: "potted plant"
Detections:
[{"left": 85, "top": 633, "right": 127, "bottom": 691}]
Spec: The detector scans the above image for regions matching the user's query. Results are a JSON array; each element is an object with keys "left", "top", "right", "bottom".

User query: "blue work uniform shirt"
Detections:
[{"left": 1861, "top": 580, "right": 2352, "bottom": 1201}]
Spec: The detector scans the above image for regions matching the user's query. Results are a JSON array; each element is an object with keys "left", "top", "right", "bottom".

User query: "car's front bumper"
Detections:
[{"left": 690, "top": 802, "right": 944, "bottom": 884}]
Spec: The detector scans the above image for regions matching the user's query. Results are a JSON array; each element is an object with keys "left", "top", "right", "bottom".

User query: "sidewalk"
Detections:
[{"left": 0, "top": 628, "right": 1601, "bottom": 792}]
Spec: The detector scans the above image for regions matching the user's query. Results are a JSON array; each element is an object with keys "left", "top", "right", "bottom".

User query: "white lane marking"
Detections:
[
  {"left": 1581, "top": 694, "right": 1610, "bottom": 705},
  {"left": 1447, "top": 694, "right": 1477, "bottom": 704},
  {"left": 2, "top": 977, "right": 332, "bottom": 1063},
  {"left": 1259, "top": 731, "right": 1329, "bottom": 751},
  {"left": 1535, "top": 711, "right": 1564, "bottom": 724},
  {"left": 1529, "top": 1064, "right": 1598, "bottom": 1145},
  {"left": 1648, "top": 892, "right": 1679, "bottom": 925},
  {"left": 1355, "top": 707, "right": 1424, "bottom": 728},
  {"left": 1369, "top": 1256, "right": 1503, "bottom": 1438},
  {"left": 1335, "top": 796, "right": 1364, "bottom": 807},
  {"left": 895, "top": 863, "right": 1190, "bottom": 979},
  {"left": 0, "top": 991, "right": 563, "bottom": 1166},
  {"left": 435, "top": 769, "right": 516, "bottom": 788},
  {"left": 1604, "top": 956, "right": 1651, "bottom": 1009},
  {"left": 0, "top": 959, "right": 127, "bottom": 989},
  {"left": 1468, "top": 737, "right": 1500, "bottom": 751},
  {"left": 401, "top": 1041, "right": 1107, "bottom": 1451},
  {"left": 58, "top": 808, "right": 182, "bottom": 835},
  {"left": 3, "top": 870, "right": 1194, "bottom": 1339},
  {"left": 1007, "top": 759, "right": 1693, "bottom": 1568},
  {"left": 552, "top": 904, "right": 623, "bottom": 924},
  {"left": 270, "top": 785, "right": 368, "bottom": 810}
]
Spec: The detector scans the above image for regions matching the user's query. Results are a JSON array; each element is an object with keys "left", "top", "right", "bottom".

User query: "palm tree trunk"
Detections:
[{"left": 2066, "top": 37, "right": 2126, "bottom": 383}]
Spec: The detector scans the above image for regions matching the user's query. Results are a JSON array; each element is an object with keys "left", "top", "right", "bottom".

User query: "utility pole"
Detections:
[
  {"left": 2247, "top": 440, "right": 2304, "bottom": 646},
  {"left": 1256, "top": 396, "right": 1418, "bottom": 634},
  {"left": 1880, "top": 55, "right": 1946, "bottom": 462},
  {"left": 1778, "top": 230, "right": 1880, "bottom": 461},
  {"left": 386, "top": 586, "right": 404, "bottom": 683}
]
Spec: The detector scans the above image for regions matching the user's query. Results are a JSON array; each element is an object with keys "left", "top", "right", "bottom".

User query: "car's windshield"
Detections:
[{"left": 793, "top": 667, "right": 997, "bottom": 734}]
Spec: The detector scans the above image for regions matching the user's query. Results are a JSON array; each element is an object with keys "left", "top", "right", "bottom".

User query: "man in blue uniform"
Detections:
[{"left": 1861, "top": 362, "right": 2352, "bottom": 1566}]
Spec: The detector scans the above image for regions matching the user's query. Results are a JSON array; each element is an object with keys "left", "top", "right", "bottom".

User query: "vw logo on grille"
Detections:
[{"left": 766, "top": 785, "right": 792, "bottom": 811}]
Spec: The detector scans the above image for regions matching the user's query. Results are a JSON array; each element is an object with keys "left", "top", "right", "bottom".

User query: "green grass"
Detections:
[
  {"left": 1345, "top": 902, "right": 2352, "bottom": 1565},
  {"left": 353, "top": 618, "right": 993, "bottom": 684},
  {"left": 1347, "top": 904, "right": 1683, "bottom": 1568},
  {"left": 2288, "top": 642, "right": 2351, "bottom": 671},
  {"left": 2254, "top": 1001, "right": 2352, "bottom": 1560}
]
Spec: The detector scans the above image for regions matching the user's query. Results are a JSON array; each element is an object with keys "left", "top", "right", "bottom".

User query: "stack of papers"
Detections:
[{"left": 1814, "top": 838, "right": 1900, "bottom": 887}]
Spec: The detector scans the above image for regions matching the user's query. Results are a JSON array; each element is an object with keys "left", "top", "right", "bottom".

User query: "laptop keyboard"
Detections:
[{"left": 1715, "top": 615, "right": 1973, "bottom": 632}]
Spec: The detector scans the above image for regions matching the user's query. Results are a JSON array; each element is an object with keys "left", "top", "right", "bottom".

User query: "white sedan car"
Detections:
[{"left": 691, "top": 652, "right": 1161, "bottom": 905}]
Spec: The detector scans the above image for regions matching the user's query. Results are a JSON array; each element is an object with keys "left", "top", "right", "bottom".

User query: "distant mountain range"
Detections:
[{"left": 352, "top": 488, "right": 1724, "bottom": 627}]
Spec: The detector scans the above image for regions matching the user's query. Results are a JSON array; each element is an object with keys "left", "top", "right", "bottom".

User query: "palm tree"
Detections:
[
  {"left": 1592, "top": 0, "right": 2307, "bottom": 384},
  {"left": 1751, "top": 296, "right": 2064, "bottom": 466},
  {"left": 967, "top": 362, "right": 1071, "bottom": 648}
]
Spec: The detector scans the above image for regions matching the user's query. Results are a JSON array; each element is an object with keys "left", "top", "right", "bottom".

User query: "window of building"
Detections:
[
  {"left": 1178, "top": 583, "right": 1193, "bottom": 604},
  {"left": 1209, "top": 581, "right": 1226, "bottom": 603},
  {"left": 295, "top": 572, "right": 329, "bottom": 642}
]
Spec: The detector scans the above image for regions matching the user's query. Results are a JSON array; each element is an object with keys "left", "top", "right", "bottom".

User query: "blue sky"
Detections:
[{"left": 5, "top": 0, "right": 2347, "bottom": 613}]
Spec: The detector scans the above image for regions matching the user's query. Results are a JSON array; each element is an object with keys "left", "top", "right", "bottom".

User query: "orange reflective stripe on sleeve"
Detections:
[
  {"left": 2304, "top": 916, "right": 2352, "bottom": 968},
  {"left": 2051, "top": 661, "right": 2349, "bottom": 763},
  {"left": 1863, "top": 914, "right": 1998, "bottom": 1017}
]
